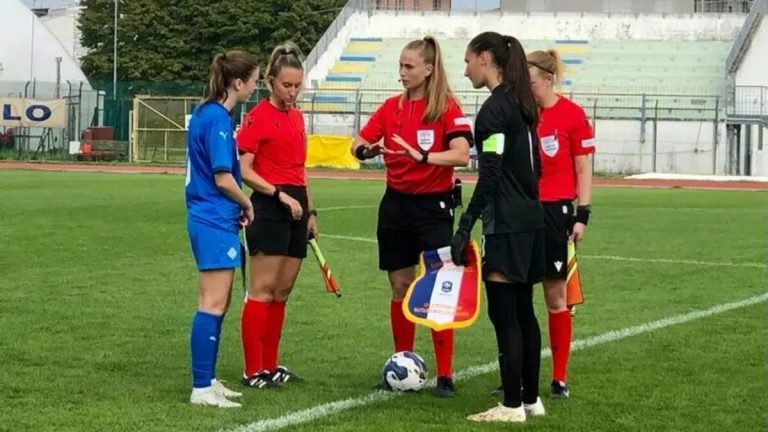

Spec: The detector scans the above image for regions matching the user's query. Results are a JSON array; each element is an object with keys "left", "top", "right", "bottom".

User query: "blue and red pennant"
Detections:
[{"left": 403, "top": 240, "right": 482, "bottom": 331}]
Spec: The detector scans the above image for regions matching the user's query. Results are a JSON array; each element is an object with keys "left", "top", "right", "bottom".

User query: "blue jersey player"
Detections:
[{"left": 186, "top": 50, "right": 259, "bottom": 408}]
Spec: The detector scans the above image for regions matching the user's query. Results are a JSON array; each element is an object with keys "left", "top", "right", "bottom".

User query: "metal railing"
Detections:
[
  {"left": 304, "top": 0, "right": 367, "bottom": 79},
  {"left": 726, "top": 0, "right": 766, "bottom": 74},
  {"left": 369, "top": 0, "right": 753, "bottom": 14},
  {"left": 728, "top": 86, "right": 768, "bottom": 118},
  {"left": 695, "top": 0, "right": 754, "bottom": 12},
  {"left": 297, "top": 87, "right": 722, "bottom": 121}
]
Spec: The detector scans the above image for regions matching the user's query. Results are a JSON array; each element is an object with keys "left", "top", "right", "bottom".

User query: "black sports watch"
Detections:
[
  {"left": 575, "top": 205, "right": 591, "bottom": 225},
  {"left": 418, "top": 149, "right": 429, "bottom": 164},
  {"left": 309, "top": 209, "right": 318, "bottom": 217}
]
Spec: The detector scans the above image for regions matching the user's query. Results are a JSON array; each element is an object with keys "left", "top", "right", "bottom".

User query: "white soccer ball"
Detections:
[{"left": 382, "top": 351, "right": 428, "bottom": 392}]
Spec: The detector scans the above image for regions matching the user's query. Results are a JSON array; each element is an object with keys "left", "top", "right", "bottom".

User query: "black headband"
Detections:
[{"left": 527, "top": 60, "right": 555, "bottom": 76}]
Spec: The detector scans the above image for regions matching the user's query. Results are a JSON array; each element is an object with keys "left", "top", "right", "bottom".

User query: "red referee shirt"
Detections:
[
  {"left": 236, "top": 99, "right": 307, "bottom": 186},
  {"left": 537, "top": 96, "right": 596, "bottom": 202},
  {"left": 359, "top": 95, "right": 472, "bottom": 195}
]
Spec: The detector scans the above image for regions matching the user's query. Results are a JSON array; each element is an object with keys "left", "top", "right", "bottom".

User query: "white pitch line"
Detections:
[
  {"left": 222, "top": 292, "right": 768, "bottom": 432},
  {"left": 322, "top": 234, "right": 377, "bottom": 243},
  {"left": 579, "top": 254, "right": 766, "bottom": 269},
  {"left": 316, "top": 205, "right": 377, "bottom": 212},
  {"left": 321, "top": 234, "right": 767, "bottom": 269}
]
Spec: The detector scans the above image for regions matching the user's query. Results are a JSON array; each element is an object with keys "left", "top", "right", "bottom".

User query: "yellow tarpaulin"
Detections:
[{"left": 307, "top": 135, "right": 360, "bottom": 170}]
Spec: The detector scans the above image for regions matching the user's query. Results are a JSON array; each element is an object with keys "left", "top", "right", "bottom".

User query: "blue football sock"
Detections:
[
  {"left": 211, "top": 314, "right": 225, "bottom": 383},
  {"left": 190, "top": 310, "right": 221, "bottom": 389}
]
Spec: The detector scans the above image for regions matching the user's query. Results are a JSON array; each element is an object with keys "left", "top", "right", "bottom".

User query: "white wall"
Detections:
[
  {"left": 735, "top": 16, "right": 768, "bottom": 86},
  {"left": 593, "top": 120, "right": 725, "bottom": 174},
  {"left": 734, "top": 16, "right": 767, "bottom": 176},
  {"left": 0, "top": 0, "right": 89, "bottom": 87},
  {"left": 40, "top": 14, "right": 78, "bottom": 61},
  {"left": 363, "top": 11, "right": 744, "bottom": 41},
  {"left": 747, "top": 124, "right": 768, "bottom": 176}
]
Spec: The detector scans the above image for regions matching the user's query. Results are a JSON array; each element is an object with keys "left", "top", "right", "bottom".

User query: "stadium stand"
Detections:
[{"left": 303, "top": 37, "right": 732, "bottom": 119}]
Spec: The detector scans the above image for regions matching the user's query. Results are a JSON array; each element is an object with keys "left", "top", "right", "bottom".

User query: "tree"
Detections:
[
  {"left": 79, "top": 0, "right": 347, "bottom": 84},
  {"left": 268, "top": 0, "right": 347, "bottom": 58}
]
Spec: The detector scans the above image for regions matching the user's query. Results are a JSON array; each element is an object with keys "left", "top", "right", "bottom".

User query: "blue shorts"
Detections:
[{"left": 188, "top": 220, "right": 242, "bottom": 271}]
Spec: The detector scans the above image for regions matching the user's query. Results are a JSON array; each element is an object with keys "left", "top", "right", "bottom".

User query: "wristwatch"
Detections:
[
  {"left": 418, "top": 149, "right": 429, "bottom": 164},
  {"left": 309, "top": 209, "right": 318, "bottom": 217}
]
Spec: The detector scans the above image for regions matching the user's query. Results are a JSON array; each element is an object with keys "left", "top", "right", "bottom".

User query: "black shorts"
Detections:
[
  {"left": 543, "top": 201, "right": 574, "bottom": 280},
  {"left": 245, "top": 185, "right": 308, "bottom": 259},
  {"left": 482, "top": 230, "right": 546, "bottom": 285},
  {"left": 377, "top": 188, "right": 455, "bottom": 271}
]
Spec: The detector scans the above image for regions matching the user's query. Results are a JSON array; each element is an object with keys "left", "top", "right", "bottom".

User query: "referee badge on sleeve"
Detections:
[
  {"left": 417, "top": 129, "right": 435, "bottom": 151},
  {"left": 541, "top": 134, "right": 559, "bottom": 157}
]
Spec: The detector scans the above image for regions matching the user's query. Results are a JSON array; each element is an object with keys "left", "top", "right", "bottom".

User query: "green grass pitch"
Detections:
[{"left": 0, "top": 170, "right": 765, "bottom": 432}]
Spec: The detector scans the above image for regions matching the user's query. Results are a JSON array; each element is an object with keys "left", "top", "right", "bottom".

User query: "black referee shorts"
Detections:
[
  {"left": 377, "top": 188, "right": 455, "bottom": 272},
  {"left": 245, "top": 185, "right": 308, "bottom": 259},
  {"left": 542, "top": 200, "right": 574, "bottom": 280},
  {"left": 482, "top": 230, "right": 546, "bottom": 285}
]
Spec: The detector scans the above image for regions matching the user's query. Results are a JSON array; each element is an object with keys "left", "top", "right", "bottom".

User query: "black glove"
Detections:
[{"left": 450, "top": 213, "right": 475, "bottom": 266}]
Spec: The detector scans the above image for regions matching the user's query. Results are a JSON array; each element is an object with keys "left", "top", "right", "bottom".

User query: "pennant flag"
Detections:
[
  {"left": 308, "top": 236, "right": 342, "bottom": 297},
  {"left": 566, "top": 241, "right": 583, "bottom": 307},
  {"left": 402, "top": 240, "right": 482, "bottom": 331}
]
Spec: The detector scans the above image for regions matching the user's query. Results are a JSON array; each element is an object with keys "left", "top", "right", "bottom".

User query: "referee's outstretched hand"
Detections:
[{"left": 391, "top": 134, "right": 420, "bottom": 161}]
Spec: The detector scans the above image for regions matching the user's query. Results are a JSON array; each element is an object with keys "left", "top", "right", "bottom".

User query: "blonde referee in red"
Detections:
[
  {"left": 237, "top": 42, "right": 315, "bottom": 389},
  {"left": 528, "top": 49, "right": 595, "bottom": 399},
  {"left": 351, "top": 36, "right": 473, "bottom": 398}
]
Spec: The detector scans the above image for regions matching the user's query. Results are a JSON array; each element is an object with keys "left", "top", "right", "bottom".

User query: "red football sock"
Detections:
[
  {"left": 263, "top": 301, "right": 287, "bottom": 372},
  {"left": 241, "top": 298, "right": 270, "bottom": 377},
  {"left": 390, "top": 300, "right": 415, "bottom": 352},
  {"left": 549, "top": 310, "right": 573, "bottom": 382},
  {"left": 431, "top": 329, "right": 454, "bottom": 378}
]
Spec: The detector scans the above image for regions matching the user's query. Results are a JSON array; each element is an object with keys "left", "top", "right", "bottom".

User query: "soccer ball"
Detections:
[{"left": 382, "top": 351, "right": 428, "bottom": 392}]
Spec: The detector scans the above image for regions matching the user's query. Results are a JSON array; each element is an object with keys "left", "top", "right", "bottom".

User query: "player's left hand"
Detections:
[
  {"left": 570, "top": 222, "right": 586, "bottom": 243},
  {"left": 450, "top": 229, "right": 470, "bottom": 266},
  {"left": 308, "top": 213, "right": 318, "bottom": 239},
  {"left": 450, "top": 213, "right": 475, "bottom": 266},
  {"left": 391, "top": 134, "right": 421, "bottom": 161},
  {"left": 240, "top": 201, "right": 255, "bottom": 226}
]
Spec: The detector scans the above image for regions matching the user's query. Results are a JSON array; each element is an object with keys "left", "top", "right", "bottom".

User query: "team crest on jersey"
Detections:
[
  {"left": 417, "top": 129, "right": 435, "bottom": 151},
  {"left": 541, "top": 134, "right": 559, "bottom": 157}
]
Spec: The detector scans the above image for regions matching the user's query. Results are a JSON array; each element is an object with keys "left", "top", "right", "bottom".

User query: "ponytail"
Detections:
[
  {"left": 203, "top": 50, "right": 259, "bottom": 104},
  {"left": 205, "top": 54, "right": 228, "bottom": 104},
  {"left": 401, "top": 35, "right": 456, "bottom": 124},
  {"left": 527, "top": 49, "right": 565, "bottom": 88},
  {"left": 467, "top": 31, "right": 538, "bottom": 128},
  {"left": 265, "top": 41, "right": 304, "bottom": 91},
  {"left": 503, "top": 36, "right": 538, "bottom": 128}
]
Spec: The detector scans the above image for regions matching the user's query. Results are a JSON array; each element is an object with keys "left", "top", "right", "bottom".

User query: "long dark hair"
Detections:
[
  {"left": 203, "top": 50, "right": 259, "bottom": 104},
  {"left": 467, "top": 32, "right": 538, "bottom": 128}
]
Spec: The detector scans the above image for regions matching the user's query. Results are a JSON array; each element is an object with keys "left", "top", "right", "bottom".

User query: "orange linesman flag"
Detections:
[{"left": 566, "top": 241, "right": 584, "bottom": 307}]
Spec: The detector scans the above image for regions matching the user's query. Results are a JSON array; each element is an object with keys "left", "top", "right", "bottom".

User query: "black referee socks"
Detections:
[{"left": 485, "top": 281, "right": 542, "bottom": 407}]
